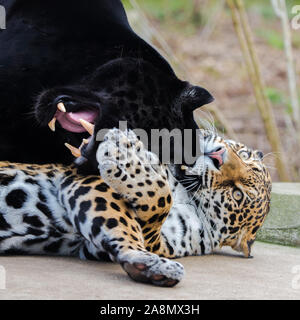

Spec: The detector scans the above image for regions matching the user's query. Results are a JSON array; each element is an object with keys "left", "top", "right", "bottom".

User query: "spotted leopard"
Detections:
[{"left": 0, "top": 129, "right": 271, "bottom": 287}]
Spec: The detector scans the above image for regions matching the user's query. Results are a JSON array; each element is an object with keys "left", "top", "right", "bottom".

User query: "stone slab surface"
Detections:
[
  {"left": 257, "top": 183, "right": 300, "bottom": 246},
  {"left": 0, "top": 242, "right": 299, "bottom": 300}
]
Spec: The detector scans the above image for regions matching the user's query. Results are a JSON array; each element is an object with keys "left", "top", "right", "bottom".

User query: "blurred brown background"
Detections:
[{"left": 123, "top": 0, "right": 300, "bottom": 182}]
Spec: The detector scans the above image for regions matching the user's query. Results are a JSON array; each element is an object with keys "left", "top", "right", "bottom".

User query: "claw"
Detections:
[
  {"left": 57, "top": 102, "right": 66, "bottom": 113},
  {"left": 48, "top": 117, "right": 56, "bottom": 132},
  {"left": 79, "top": 119, "right": 94, "bottom": 135},
  {"left": 64, "top": 143, "right": 81, "bottom": 158}
]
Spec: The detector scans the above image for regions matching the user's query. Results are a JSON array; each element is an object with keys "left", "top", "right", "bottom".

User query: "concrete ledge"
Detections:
[
  {"left": 0, "top": 242, "right": 299, "bottom": 300},
  {"left": 257, "top": 183, "right": 300, "bottom": 247}
]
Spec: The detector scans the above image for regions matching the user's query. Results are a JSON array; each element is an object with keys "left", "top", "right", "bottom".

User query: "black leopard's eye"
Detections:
[
  {"left": 232, "top": 188, "right": 243, "bottom": 202},
  {"left": 239, "top": 150, "right": 250, "bottom": 161}
]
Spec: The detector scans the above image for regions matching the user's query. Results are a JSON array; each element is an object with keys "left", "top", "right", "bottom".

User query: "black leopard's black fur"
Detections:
[{"left": 0, "top": 0, "right": 213, "bottom": 172}]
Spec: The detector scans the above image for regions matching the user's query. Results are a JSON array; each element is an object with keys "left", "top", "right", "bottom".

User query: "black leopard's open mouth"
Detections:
[
  {"left": 48, "top": 102, "right": 99, "bottom": 133},
  {"left": 48, "top": 102, "right": 96, "bottom": 158}
]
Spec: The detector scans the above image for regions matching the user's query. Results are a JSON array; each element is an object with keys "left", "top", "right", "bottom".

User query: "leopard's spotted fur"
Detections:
[{"left": 0, "top": 129, "right": 271, "bottom": 287}]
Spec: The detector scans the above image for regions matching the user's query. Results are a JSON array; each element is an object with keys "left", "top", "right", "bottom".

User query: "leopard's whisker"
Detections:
[
  {"left": 181, "top": 181, "right": 198, "bottom": 193},
  {"left": 189, "top": 182, "right": 202, "bottom": 204},
  {"left": 183, "top": 182, "right": 198, "bottom": 191}
]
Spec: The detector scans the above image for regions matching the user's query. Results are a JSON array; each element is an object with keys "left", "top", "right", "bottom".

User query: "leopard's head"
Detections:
[{"left": 182, "top": 130, "right": 272, "bottom": 258}]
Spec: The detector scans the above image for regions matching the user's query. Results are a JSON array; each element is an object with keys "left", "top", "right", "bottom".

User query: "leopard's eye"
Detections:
[
  {"left": 239, "top": 150, "right": 250, "bottom": 161},
  {"left": 233, "top": 188, "right": 243, "bottom": 202},
  {"left": 256, "top": 150, "right": 264, "bottom": 160}
]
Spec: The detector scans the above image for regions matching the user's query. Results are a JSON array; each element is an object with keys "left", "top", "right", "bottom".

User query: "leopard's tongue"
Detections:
[{"left": 56, "top": 109, "right": 99, "bottom": 133}]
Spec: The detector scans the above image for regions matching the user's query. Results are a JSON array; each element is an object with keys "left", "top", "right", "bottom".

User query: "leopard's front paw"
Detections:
[
  {"left": 120, "top": 251, "right": 184, "bottom": 287},
  {"left": 97, "top": 129, "right": 171, "bottom": 209}
]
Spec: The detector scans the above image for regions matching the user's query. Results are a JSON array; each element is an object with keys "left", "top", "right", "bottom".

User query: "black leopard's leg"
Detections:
[{"left": 60, "top": 179, "right": 184, "bottom": 287}]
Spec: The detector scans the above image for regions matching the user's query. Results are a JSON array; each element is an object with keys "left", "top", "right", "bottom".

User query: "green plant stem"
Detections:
[{"left": 227, "top": 0, "right": 291, "bottom": 181}]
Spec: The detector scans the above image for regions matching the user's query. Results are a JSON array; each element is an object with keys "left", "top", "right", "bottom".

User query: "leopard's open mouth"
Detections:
[
  {"left": 48, "top": 102, "right": 96, "bottom": 157},
  {"left": 205, "top": 147, "right": 226, "bottom": 171}
]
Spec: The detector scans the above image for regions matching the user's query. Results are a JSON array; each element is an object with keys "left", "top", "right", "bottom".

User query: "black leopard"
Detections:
[{"left": 0, "top": 0, "right": 213, "bottom": 171}]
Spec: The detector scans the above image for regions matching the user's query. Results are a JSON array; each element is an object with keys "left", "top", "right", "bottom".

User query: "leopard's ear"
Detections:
[{"left": 180, "top": 84, "right": 214, "bottom": 112}]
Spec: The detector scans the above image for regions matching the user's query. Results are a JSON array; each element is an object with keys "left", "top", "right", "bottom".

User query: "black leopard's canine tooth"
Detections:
[
  {"left": 79, "top": 139, "right": 89, "bottom": 150},
  {"left": 57, "top": 102, "right": 66, "bottom": 113},
  {"left": 64, "top": 143, "right": 81, "bottom": 158},
  {"left": 48, "top": 117, "right": 56, "bottom": 132},
  {"left": 79, "top": 119, "right": 94, "bottom": 135}
]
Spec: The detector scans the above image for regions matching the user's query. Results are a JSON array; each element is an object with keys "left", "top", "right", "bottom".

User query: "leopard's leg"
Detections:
[
  {"left": 96, "top": 129, "right": 177, "bottom": 257},
  {"left": 60, "top": 178, "right": 184, "bottom": 287}
]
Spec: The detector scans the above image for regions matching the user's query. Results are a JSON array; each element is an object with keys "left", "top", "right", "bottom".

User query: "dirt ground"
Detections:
[{"left": 144, "top": 8, "right": 300, "bottom": 182}]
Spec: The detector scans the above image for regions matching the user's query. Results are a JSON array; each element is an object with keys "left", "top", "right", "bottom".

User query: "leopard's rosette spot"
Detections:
[{"left": 0, "top": 128, "right": 271, "bottom": 287}]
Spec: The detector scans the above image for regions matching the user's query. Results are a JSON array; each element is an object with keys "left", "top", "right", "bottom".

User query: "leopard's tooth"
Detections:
[
  {"left": 57, "top": 102, "right": 66, "bottom": 113},
  {"left": 48, "top": 117, "right": 56, "bottom": 132},
  {"left": 83, "top": 139, "right": 89, "bottom": 144},
  {"left": 64, "top": 143, "right": 81, "bottom": 158},
  {"left": 79, "top": 139, "right": 89, "bottom": 150},
  {"left": 79, "top": 119, "right": 94, "bottom": 135}
]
